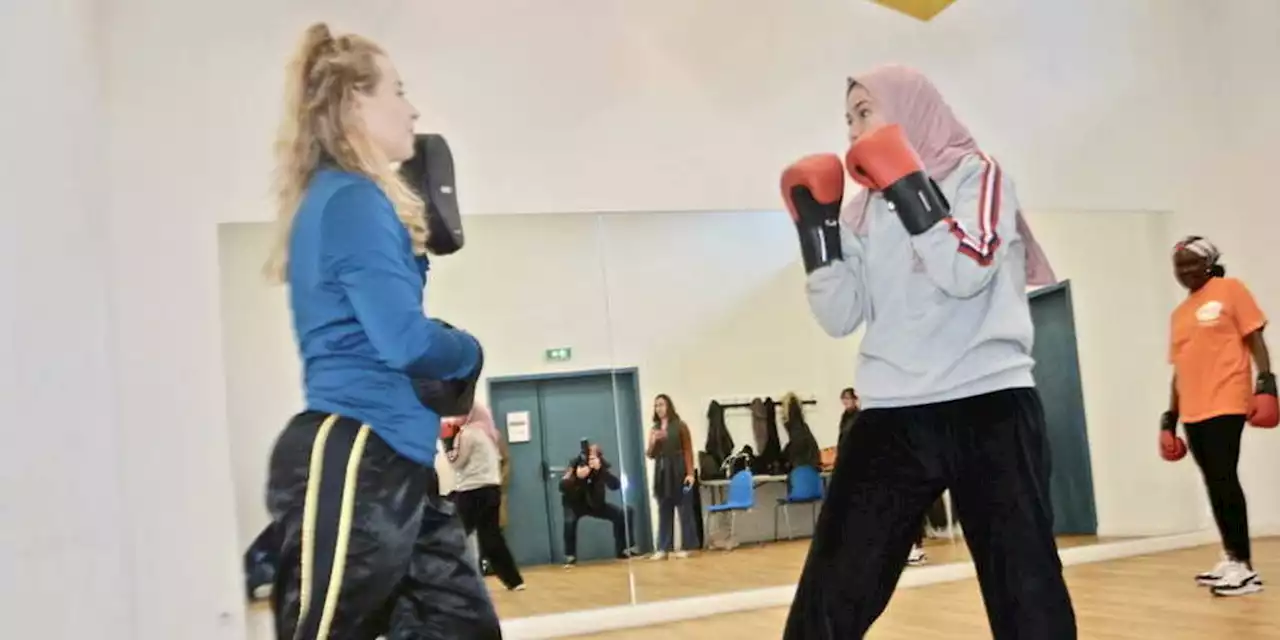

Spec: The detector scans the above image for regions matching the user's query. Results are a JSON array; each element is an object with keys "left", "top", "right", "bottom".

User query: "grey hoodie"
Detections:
[{"left": 807, "top": 152, "right": 1036, "bottom": 409}]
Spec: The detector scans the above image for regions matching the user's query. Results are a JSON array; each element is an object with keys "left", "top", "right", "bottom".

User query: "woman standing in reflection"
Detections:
[
  {"left": 446, "top": 403, "right": 526, "bottom": 591},
  {"left": 837, "top": 387, "right": 860, "bottom": 448},
  {"left": 647, "top": 394, "right": 699, "bottom": 559}
]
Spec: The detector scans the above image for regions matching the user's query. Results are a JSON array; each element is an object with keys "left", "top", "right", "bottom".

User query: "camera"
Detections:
[{"left": 571, "top": 438, "right": 592, "bottom": 469}]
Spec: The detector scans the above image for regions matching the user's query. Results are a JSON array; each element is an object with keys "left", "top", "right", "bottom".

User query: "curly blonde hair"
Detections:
[{"left": 263, "top": 22, "right": 427, "bottom": 282}]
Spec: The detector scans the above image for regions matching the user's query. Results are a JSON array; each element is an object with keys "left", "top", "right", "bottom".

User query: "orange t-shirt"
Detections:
[{"left": 1169, "top": 277, "right": 1267, "bottom": 423}]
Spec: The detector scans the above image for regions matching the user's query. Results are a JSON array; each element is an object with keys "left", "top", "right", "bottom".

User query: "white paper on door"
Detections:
[{"left": 506, "top": 411, "right": 531, "bottom": 443}]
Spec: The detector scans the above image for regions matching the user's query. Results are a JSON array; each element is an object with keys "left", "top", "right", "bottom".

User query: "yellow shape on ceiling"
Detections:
[{"left": 869, "top": 0, "right": 959, "bottom": 21}]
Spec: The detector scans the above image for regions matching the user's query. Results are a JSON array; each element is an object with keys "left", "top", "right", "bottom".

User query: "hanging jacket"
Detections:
[
  {"left": 751, "top": 397, "right": 786, "bottom": 475},
  {"left": 780, "top": 392, "right": 822, "bottom": 470},
  {"left": 704, "top": 401, "right": 735, "bottom": 463}
]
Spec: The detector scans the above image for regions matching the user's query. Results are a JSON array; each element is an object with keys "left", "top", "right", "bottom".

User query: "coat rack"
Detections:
[{"left": 711, "top": 394, "right": 818, "bottom": 410}]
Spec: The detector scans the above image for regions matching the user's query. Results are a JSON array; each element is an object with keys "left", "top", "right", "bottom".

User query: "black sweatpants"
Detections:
[
  {"left": 564, "top": 503, "right": 635, "bottom": 557},
  {"left": 784, "top": 388, "right": 1076, "bottom": 640},
  {"left": 454, "top": 485, "right": 525, "bottom": 589},
  {"left": 266, "top": 411, "right": 502, "bottom": 639},
  {"left": 1184, "top": 414, "right": 1251, "bottom": 563}
]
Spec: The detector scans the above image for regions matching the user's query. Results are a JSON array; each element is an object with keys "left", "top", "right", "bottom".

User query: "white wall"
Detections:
[
  {"left": 164, "top": 0, "right": 1188, "bottom": 222},
  {"left": 0, "top": 0, "right": 132, "bottom": 637},
  {"left": 220, "top": 208, "right": 1193, "bottom": 543},
  {"left": 1179, "top": 0, "right": 1280, "bottom": 534},
  {"left": 8, "top": 0, "right": 1277, "bottom": 636}
]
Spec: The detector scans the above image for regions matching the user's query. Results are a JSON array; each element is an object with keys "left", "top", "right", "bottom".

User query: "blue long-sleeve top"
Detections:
[{"left": 287, "top": 167, "right": 479, "bottom": 465}]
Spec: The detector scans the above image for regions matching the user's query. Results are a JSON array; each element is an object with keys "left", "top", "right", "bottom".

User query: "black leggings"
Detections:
[
  {"left": 564, "top": 503, "right": 635, "bottom": 557},
  {"left": 1185, "top": 414, "right": 1251, "bottom": 563},
  {"left": 266, "top": 411, "right": 501, "bottom": 640},
  {"left": 454, "top": 485, "right": 525, "bottom": 589},
  {"left": 785, "top": 388, "right": 1076, "bottom": 640}
]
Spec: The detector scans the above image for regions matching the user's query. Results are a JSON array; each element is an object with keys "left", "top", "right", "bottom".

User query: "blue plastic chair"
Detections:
[
  {"left": 775, "top": 465, "right": 824, "bottom": 540},
  {"left": 706, "top": 470, "right": 755, "bottom": 547}
]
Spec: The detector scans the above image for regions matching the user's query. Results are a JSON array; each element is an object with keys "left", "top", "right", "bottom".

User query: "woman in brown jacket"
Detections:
[{"left": 647, "top": 394, "right": 699, "bottom": 558}]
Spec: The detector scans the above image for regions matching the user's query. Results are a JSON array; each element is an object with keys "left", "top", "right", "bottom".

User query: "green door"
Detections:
[
  {"left": 489, "top": 369, "right": 650, "bottom": 567},
  {"left": 1029, "top": 281, "right": 1099, "bottom": 535},
  {"left": 488, "top": 379, "right": 554, "bottom": 565}
]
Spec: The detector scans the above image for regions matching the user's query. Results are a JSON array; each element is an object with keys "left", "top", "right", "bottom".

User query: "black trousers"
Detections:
[
  {"left": 784, "top": 388, "right": 1076, "bottom": 640},
  {"left": 266, "top": 411, "right": 502, "bottom": 639},
  {"left": 454, "top": 485, "right": 525, "bottom": 589},
  {"left": 564, "top": 503, "right": 635, "bottom": 557},
  {"left": 1185, "top": 414, "right": 1251, "bottom": 563}
]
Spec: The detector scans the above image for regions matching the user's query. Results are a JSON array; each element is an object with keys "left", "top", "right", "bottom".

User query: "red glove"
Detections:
[
  {"left": 845, "top": 124, "right": 949, "bottom": 235},
  {"left": 781, "top": 154, "right": 845, "bottom": 274},
  {"left": 1247, "top": 372, "right": 1278, "bottom": 428},
  {"left": 1159, "top": 411, "right": 1187, "bottom": 462}
]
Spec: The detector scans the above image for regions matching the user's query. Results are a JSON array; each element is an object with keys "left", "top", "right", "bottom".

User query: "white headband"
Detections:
[{"left": 1175, "top": 237, "right": 1220, "bottom": 263}]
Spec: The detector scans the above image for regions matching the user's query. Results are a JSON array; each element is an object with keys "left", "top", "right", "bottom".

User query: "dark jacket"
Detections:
[
  {"left": 559, "top": 457, "right": 620, "bottom": 512},
  {"left": 780, "top": 393, "right": 822, "bottom": 470},
  {"left": 837, "top": 408, "right": 860, "bottom": 449},
  {"left": 751, "top": 397, "right": 786, "bottom": 475},
  {"left": 705, "top": 401, "right": 735, "bottom": 463}
]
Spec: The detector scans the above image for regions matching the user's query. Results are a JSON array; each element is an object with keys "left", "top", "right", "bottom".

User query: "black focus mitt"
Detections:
[{"left": 399, "top": 133, "right": 464, "bottom": 256}]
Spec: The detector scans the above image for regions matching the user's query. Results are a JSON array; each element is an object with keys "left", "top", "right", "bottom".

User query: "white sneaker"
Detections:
[
  {"left": 1195, "top": 555, "right": 1232, "bottom": 587},
  {"left": 673, "top": 550, "right": 691, "bottom": 559},
  {"left": 1211, "top": 562, "right": 1263, "bottom": 597},
  {"left": 649, "top": 551, "right": 668, "bottom": 561},
  {"left": 907, "top": 545, "right": 928, "bottom": 567}
]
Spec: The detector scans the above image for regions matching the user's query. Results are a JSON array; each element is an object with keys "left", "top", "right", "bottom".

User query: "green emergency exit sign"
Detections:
[{"left": 545, "top": 347, "right": 572, "bottom": 362}]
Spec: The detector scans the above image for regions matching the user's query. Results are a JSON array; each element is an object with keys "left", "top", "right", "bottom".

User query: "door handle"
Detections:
[{"left": 548, "top": 465, "right": 567, "bottom": 479}]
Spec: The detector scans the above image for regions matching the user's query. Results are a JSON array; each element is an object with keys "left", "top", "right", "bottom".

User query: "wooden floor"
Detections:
[
  {"left": 567, "top": 539, "right": 1279, "bottom": 639},
  {"left": 488, "top": 534, "right": 1112, "bottom": 619}
]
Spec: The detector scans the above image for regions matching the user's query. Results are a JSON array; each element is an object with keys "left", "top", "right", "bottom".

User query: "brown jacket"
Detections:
[{"left": 647, "top": 420, "right": 695, "bottom": 477}]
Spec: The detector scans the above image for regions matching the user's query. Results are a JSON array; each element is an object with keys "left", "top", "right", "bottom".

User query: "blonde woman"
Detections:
[{"left": 262, "top": 23, "right": 499, "bottom": 639}]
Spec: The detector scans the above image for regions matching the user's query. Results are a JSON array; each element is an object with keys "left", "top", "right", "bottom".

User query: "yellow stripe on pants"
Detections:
[
  {"left": 316, "top": 424, "right": 370, "bottom": 637},
  {"left": 295, "top": 414, "right": 338, "bottom": 636}
]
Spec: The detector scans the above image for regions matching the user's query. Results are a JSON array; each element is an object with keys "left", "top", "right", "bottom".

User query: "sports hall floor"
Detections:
[{"left": 562, "top": 538, "right": 1279, "bottom": 639}]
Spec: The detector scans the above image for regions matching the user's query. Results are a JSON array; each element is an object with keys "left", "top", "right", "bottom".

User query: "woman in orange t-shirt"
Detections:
[{"left": 1163, "top": 236, "right": 1272, "bottom": 597}]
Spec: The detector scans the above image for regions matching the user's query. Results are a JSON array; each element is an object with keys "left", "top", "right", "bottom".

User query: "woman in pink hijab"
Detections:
[
  {"left": 781, "top": 65, "right": 1076, "bottom": 638},
  {"left": 445, "top": 403, "right": 525, "bottom": 591}
]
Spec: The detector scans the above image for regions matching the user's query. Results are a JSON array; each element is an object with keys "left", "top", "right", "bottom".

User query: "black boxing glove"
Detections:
[
  {"left": 413, "top": 320, "right": 484, "bottom": 418},
  {"left": 400, "top": 134, "right": 464, "bottom": 255},
  {"left": 780, "top": 154, "right": 845, "bottom": 273}
]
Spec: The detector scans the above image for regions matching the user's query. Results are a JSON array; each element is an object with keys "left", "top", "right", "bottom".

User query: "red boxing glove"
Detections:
[
  {"left": 1247, "top": 372, "right": 1278, "bottom": 428},
  {"left": 1159, "top": 411, "right": 1187, "bottom": 462},
  {"left": 781, "top": 154, "right": 845, "bottom": 274},
  {"left": 1160, "top": 430, "right": 1188, "bottom": 461},
  {"left": 846, "top": 124, "right": 949, "bottom": 235}
]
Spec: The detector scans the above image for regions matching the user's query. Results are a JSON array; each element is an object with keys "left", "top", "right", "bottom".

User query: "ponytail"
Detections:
[{"left": 264, "top": 22, "right": 426, "bottom": 283}]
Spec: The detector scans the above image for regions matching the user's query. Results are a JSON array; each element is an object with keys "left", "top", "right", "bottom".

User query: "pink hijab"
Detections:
[
  {"left": 843, "top": 65, "right": 1057, "bottom": 286},
  {"left": 463, "top": 403, "right": 501, "bottom": 445}
]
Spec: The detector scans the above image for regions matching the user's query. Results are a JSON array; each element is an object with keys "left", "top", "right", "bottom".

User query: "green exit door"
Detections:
[{"left": 487, "top": 368, "right": 652, "bottom": 566}]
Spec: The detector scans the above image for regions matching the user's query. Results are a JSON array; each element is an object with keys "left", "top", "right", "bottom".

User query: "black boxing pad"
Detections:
[{"left": 400, "top": 133, "right": 464, "bottom": 255}]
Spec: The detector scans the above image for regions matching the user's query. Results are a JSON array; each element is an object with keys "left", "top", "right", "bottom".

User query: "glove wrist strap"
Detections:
[
  {"left": 883, "top": 173, "right": 950, "bottom": 235},
  {"left": 797, "top": 220, "right": 843, "bottom": 274},
  {"left": 1257, "top": 371, "right": 1277, "bottom": 395}
]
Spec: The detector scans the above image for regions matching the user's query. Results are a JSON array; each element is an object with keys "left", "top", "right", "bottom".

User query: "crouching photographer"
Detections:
[{"left": 560, "top": 442, "right": 637, "bottom": 566}]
